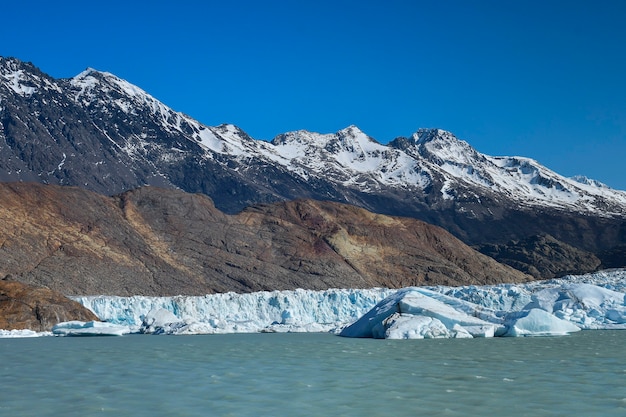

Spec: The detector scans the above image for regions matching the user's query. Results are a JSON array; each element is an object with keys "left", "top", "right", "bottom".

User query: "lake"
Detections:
[{"left": 1, "top": 331, "right": 625, "bottom": 416}]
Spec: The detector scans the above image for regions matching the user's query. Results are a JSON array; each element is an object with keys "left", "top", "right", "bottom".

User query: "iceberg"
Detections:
[
  {"left": 503, "top": 309, "right": 581, "bottom": 337},
  {"left": 51, "top": 320, "right": 130, "bottom": 336},
  {"left": 0, "top": 329, "right": 51, "bottom": 338},
  {"left": 339, "top": 288, "right": 504, "bottom": 339},
  {"left": 341, "top": 271, "right": 626, "bottom": 339}
]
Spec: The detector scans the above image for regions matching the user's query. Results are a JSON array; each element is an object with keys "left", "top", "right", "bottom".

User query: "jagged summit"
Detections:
[
  {"left": 70, "top": 67, "right": 165, "bottom": 114},
  {"left": 0, "top": 57, "right": 54, "bottom": 98},
  {"left": 71, "top": 67, "right": 148, "bottom": 99},
  {"left": 413, "top": 127, "right": 455, "bottom": 143},
  {"left": 391, "top": 128, "right": 485, "bottom": 167}
]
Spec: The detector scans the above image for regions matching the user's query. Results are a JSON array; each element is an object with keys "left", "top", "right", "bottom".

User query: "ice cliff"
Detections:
[
  {"left": 47, "top": 270, "right": 626, "bottom": 338},
  {"left": 71, "top": 288, "right": 395, "bottom": 335}
]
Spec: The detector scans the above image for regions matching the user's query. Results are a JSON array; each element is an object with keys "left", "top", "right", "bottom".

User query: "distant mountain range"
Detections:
[{"left": 1, "top": 56, "right": 625, "bottom": 279}]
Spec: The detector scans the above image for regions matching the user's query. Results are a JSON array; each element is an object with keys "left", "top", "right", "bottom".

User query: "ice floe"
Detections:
[
  {"left": 0, "top": 329, "right": 51, "bottom": 338},
  {"left": 51, "top": 320, "right": 130, "bottom": 336}
]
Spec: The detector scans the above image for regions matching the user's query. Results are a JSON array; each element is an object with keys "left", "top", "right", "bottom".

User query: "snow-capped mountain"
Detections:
[
  {"left": 1, "top": 56, "right": 625, "bottom": 274},
  {"left": 388, "top": 129, "right": 626, "bottom": 215},
  {"left": 2, "top": 56, "right": 623, "bottom": 216},
  {"left": 268, "top": 126, "right": 432, "bottom": 190}
]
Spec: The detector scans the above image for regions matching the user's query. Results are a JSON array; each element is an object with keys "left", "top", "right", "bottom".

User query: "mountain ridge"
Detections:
[{"left": 1, "top": 56, "right": 625, "bottom": 277}]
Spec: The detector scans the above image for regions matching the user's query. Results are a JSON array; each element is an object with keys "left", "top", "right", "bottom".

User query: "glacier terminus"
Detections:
[{"left": 33, "top": 269, "right": 626, "bottom": 338}]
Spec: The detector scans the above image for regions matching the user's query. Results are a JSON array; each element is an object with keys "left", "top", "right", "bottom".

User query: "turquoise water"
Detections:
[{"left": 1, "top": 331, "right": 625, "bottom": 416}]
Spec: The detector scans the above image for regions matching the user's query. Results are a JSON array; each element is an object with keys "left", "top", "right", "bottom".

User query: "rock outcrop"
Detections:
[{"left": 0, "top": 278, "right": 99, "bottom": 331}]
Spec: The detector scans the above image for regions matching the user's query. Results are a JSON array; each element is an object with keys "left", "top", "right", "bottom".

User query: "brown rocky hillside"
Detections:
[
  {"left": 0, "top": 279, "right": 99, "bottom": 331},
  {"left": 0, "top": 183, "right": 531, "bottom": 296}
]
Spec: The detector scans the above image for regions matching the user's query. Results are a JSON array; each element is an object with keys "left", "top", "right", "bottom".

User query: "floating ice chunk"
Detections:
[
  {"left": 409, "top": 288, "right": 504, "bottom": 325},
  {"left": 396, "top": 291, "right": 502, "bottom": 336},
  {"left": 504, "top": 309, "right": 581, "bottom": 337},
  {"left": 0, "top": 329, "right": 51, "bottom": 338},
  {"left": 339, "top": 288, "right": 415, "bottom": 338},
  {"left": 339, "top": 288, "right": 503, "bottom": 339},
  {"left": 52, "top": 321, "right": 130, "bottom": 336}
]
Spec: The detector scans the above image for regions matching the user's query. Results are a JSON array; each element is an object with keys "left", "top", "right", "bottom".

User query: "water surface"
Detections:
[{"left": 1, "top": 331, "right": 625, "bottom": 416}]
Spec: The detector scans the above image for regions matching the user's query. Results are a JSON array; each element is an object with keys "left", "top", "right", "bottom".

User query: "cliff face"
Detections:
[
  {"left": 0, "top": 279, "right": 99, "bottom": 331},
  {"left": 0, "top": 183, "right": 530, "bottom": 296}
]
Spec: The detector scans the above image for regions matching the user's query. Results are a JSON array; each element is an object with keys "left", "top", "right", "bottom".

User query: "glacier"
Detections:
[
  {"left": 70, "top": 288, "right": 396, "bottom": 336},
  {"left": 6, "top": 269, "right": 626, "bottom": 338},
  {"left": 60, "top": 269, "right": 626, "bottom": 338}
]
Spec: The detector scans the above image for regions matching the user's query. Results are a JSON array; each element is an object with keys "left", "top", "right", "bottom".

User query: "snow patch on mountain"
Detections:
[
  {"left": 1, "top": 69, "right": 38, "bottom": 96},
  {"left": 400, "top": 128, "right": 626, "bottom": 215},
  {"left": 71, "top": 69, "right": 171, "bottom": 119},
  {"left": 269, "top": 126, "right": 432, "bottom": 190}
]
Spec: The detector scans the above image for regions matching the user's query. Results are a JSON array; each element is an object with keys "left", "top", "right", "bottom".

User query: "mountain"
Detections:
[
  {"left": 1, "top": 57, "right": 625, "bottom": 277},
  {"left": 0, "top": 182, "right": 530, "bottom": 296}
]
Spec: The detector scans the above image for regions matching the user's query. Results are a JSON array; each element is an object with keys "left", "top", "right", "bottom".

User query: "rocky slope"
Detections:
[
  {"left": 0, "top": 278, "right": 99, "bottom": 331},
  {"left": 0, "top": 183, "right": 531, "bottom": 296},
  {"left": 478, "top": 234, "right": 602, "bottom": 279}
]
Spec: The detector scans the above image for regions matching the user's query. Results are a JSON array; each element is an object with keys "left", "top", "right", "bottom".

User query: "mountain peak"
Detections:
[
  {"left": 270, "top": 125, "right": 376, "bottom": 149},
  {"left": 74, "top": 67, "right": 98, "bottom": 77},
  {"left": 389, "top": 128, "right": 479, "bottom": 166},
  {"left": 0, "top": 56, "right": 36, "bottom": 72},
  {"left": 0, "top": 57, "right": 55, "bottom": 97},
  {"left": 71, "top": 67, "right": 145, "bottom": 98},
  {"left": 413, "top": 128, "right": 452, "bottom": 143},
  {"left": 411, "top": 128, "right": 463, "bottom": 146},
  {"left": 336, "top": 125, "right": 381, "bottom": 145},
  {"left": 338, "top": 124, "right": 364, "bottom": 136}
]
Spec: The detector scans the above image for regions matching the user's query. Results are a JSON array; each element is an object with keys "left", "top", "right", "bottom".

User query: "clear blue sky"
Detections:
[{"left": 3, "top": 0, "right": 626, "bottom": 189}]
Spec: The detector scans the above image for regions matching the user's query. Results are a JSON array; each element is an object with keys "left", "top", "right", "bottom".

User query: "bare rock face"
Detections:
[
  {"left": 478, "top": 234, "right": 602, "bottom": 279},
  {"left": 241, "top": 199, "right": 532, "bottom": 289},
  {"left": 0, "top": 183, "right": 531, "bottom": 296},
  {"left": 0, "top": 278, "right": 99, "bottom": 331}
]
